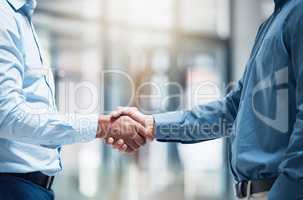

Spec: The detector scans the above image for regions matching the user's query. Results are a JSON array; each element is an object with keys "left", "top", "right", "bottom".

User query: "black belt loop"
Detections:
[
  {"left": 46, "top": 176, "right": 55, "bottom": 190},
  {"left": 235, "top": 177, "right": 276, "bottom": 199},
  {"left": 236, "top": 181, "right": 248, "bottom": 198}
]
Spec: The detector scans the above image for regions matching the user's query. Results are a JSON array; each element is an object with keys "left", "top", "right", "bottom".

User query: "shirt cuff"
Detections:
[
  {"left": 153, "top": 111, "right": 186, "bottom": 141},
  {"left": 268, "top": 173, "right": 303, "bottom": 200},
  {"left": 71, "top": 114, "right": 99, "bottom": 143}
]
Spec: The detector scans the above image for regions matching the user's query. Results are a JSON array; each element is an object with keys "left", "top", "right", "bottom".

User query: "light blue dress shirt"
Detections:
[
  {"left": 0, "top": 0, "right": 98, "bottom": 176},
  {"left": 154, "top": 0, "right": 303, "bottom": 199}
]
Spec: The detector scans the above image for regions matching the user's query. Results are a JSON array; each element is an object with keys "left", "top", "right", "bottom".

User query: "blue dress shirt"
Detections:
[
  {"left": 0, "top": 0, "right": 98, "bottom": 176},
  {"left": 154, "top": 0, "right": 303, "bottom": 199}
]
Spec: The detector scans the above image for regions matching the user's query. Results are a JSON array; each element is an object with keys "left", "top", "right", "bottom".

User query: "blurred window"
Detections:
[
  {"left": 109, "top": 0, "right": 173, "bottom": 29},
  {"left": 180, "top": 0, "right": 230, "bottom": 37}
]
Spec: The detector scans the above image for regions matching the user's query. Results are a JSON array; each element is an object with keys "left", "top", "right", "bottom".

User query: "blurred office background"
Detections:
[{"left": 33, "top": 0, "right": 274, "bottom": 199}]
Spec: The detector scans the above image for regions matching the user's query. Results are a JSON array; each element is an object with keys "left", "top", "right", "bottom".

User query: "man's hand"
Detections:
[
  {"left": 106, "top": 115, "right": 147, "bottom": 153},
  {"left": 108, "top": 107, "right": 155, "bottom": 152},
  {"left": 96, "top": 114, "right": 147, "bottom": 153},
  {"left": 111, "top": 107, "right": 155, "bottom": 140},
  {"left": 96, "top": 115, "right": 111, "bottom": 139}
]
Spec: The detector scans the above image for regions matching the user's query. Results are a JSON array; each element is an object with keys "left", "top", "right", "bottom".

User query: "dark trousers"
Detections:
[{"left": 0, "top": 175, "right": 54, "bottom": 200}]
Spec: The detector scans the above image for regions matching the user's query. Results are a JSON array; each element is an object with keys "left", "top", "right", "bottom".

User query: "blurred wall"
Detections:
[{"left": 232, "top": 0, "right": 274, "bottom": 80}]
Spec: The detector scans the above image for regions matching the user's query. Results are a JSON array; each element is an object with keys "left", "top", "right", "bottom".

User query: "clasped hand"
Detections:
[{"left": 96, "top": 107, "right": 155, "bottom": 153}]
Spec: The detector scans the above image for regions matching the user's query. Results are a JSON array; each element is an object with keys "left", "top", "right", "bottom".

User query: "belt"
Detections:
[
  {"left": 235, "top": 178, "right": 277, "bottom": 199},
  {"left": 0, "top": 172, "right": 54, "bottom": 190}
]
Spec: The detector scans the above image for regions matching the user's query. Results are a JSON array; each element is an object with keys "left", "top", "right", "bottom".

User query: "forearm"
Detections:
[
  {"left": 152, "top": 77, "right": 243, "bottom": 143},
  {"left": 0, "top": 101, "right": 99, "bottom": 146},
  {"left": 153, "top": 99, "right": 237, "bottom": 143}
]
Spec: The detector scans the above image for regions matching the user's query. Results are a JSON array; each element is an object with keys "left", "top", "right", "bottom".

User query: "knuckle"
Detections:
[
  {"left": 120, "top": 116, "right": 129, "bottom": 121},
  {"left": 112, "top": 128, "right": 119, "bottom": 134},
  {"left": 111, "top": 130, "right": 120, "bottom": 137}
]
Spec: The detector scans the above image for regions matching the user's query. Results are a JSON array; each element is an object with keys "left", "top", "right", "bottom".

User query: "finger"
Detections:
[
  {"left": 133, "top": 134, "right": 146, "bottom": 147},
  {"left": 110, "top": 110, "right": 128, "bottom": 119},
  {"left": 119, "top": 144, "right": 128, "bottom": 152},
  {"left": 126, "top": 110, "right": 146, "bottom": 126},
  {"left": 125, "top": 147, "right": 137, "bottom": 153},
  {"left": 111, "top": 107, "right": 137, "bottom": 119},
  {"left": 124, "top": 139, "right": 140, "bottom": 151},
  {"left": 115, "top": 106, "right": 130, "bottom": 115},
  {"left": 110, "top": 110, "right": 122, "bottom": 119},
  {"left": 106, "top": 137, "right": 114, "bottom": 145},
  {"left": 109, "top": 107, "right": 125, "bottom": 119},
  {"left": 130, "top": 119, "right": 149, "bottom": 140},
  {"left": 113, "top": 139, "right": 125, "bottom": 149}
]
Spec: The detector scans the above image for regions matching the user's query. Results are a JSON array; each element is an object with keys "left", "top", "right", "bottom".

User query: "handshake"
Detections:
[{"left": 96, "top": 107, "right": 155, "bottom": 153}]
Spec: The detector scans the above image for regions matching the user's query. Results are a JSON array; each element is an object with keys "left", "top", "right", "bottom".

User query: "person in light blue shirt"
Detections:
[
  {"left": 0, "top": 0, "right": 99, "bottom": 175},
  {"left": 109, "top": 0, "right": 303, "bottom": 199},
  {"left": 0, "top": 0, "right": 147, "bottom": 199}
]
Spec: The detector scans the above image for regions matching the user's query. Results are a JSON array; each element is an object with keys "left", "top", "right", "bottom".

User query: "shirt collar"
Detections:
[
  {"left": 7, "top": 0, "right": 37, "bottom": 16},
  {"left": 7, "top": 0, "right": 26, "bottom": 10}
]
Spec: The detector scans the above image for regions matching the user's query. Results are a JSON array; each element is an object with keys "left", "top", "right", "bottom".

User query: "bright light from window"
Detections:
[{"left": 109, "top": 0, "right": 173, "bottom": 29}]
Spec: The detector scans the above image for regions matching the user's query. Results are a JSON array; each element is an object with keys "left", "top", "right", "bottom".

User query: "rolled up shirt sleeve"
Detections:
[
  {"left": 269, "top": 7, "right": 303, "bottom": 200},
  {"left": 153, "top": 79, "right": 243, "bottom": 143},
  {"left": 0, "top": 13, "right": 98, "bottom": 146}
]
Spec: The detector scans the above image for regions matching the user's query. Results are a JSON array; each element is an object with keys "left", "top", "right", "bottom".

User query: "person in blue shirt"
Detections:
[
  {"left": 108, "top": 0, "right": 303, "bottom": 199},
  {"left": 0, "top": 0, "right": 147, "bottom": 199}
]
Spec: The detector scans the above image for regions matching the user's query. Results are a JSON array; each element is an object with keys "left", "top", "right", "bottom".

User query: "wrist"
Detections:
[
  {"left": 145, "top": 115, "right": 155, "bottom": 141},
  {"left": 96, "top": 115, "right": 110, "bottom": 138}
]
